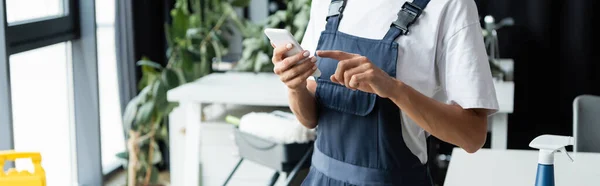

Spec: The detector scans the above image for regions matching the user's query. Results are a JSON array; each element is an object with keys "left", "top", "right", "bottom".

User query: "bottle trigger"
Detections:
[{"left": 559, "top": 147, "right": 574, "bottom": 162}]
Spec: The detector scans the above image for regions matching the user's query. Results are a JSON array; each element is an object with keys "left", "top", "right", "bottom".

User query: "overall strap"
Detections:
[
  {"left": 325, "top": 0, "right": 347, "bottom": 31},
  {"left": 383, "top": 0, "right": 430, "bottom": 42}
]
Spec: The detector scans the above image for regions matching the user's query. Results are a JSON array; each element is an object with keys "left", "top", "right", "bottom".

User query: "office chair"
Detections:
[{"left": 573, "top": 95, "right": 600, "bottom": 153}]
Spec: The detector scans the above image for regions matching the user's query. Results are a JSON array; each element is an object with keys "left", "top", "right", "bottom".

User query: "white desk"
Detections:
[
  {"left": 167, "top": 73, "right": 289, "bottom": 186},
  {"left": 445, "top": 148, "right": 600, "bottom": 186},
  {"left": 166, "top": 72, "right": 514, "bottom": 186}
]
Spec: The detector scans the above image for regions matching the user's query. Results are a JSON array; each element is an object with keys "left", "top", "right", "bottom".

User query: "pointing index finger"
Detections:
[{"left": 317, "top": 50, "right": 356, "bottom": 61}]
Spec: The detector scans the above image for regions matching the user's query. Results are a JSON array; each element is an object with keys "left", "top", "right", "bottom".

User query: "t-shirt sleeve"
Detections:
[
  {"left": 301, "top": 0, "right": 323, "bottom": 81},
  {"left": 300, "top": 20, "right": 314, "bottom": 53},
  {"left": 440, "top": 23, "right": 499, "bottom": 115},
  {"left": 300, "top": 19, "right": 317, "bottom": 54},
  {"left": 438, "top": 0, "right": 499, "bottom": 115}
]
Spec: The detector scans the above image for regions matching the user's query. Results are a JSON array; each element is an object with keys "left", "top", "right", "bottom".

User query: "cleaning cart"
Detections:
[
  {"left": 0, "top": 151, "right": 46, "bottom": 186},
  {"left": 223, "top": 111, "right": 315, "bottom": 186}
]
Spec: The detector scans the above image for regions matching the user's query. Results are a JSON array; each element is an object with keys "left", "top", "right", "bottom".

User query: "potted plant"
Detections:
[
  {"left": 234, "top": 0, "right": 312, "bottom": 72},
  {"left": 118, "top": 0, "right": 250, "bottom": 185}
]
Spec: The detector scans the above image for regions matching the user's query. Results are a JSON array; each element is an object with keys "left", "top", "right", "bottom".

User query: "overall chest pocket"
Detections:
[{"left": 315, "top": 78, "right": 377, "bottom": 116}]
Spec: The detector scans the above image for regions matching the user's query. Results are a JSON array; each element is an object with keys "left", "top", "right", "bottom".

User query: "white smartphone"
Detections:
[{"left": 264, "top": 28, "right": 321, "bottom": 77}]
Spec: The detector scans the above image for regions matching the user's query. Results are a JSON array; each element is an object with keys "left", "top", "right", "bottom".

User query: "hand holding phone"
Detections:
[{"left": 264, "top": 28, "right": 321, "bottom": 77}]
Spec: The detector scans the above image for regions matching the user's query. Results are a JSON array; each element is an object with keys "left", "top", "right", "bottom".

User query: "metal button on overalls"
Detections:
[{"left": 302, "top": 0, "right": 433, "bottom": 185}]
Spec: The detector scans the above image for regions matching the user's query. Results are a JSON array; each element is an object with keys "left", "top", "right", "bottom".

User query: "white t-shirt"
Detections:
[{"left": 301, "top": 0, "right": 499, "bottom": 164}]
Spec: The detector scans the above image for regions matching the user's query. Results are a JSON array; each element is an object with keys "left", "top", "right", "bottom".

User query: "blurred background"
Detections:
[{"left": 0, "top": 0, "right": 598, "bottom": 186}]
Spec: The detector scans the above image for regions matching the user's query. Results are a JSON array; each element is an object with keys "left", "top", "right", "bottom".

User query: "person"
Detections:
[{"left": 271, "top": 0, "right": 499, "bottom": 185}]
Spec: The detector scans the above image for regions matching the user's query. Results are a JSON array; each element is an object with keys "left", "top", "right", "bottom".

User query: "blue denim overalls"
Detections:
[{"left": 301, "top": 0, "right": 432, "bottom": 185}]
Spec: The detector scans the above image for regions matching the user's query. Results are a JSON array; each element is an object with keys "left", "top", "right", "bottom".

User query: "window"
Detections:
[
  {"left": 6, "top": 0, "right": 65, "bottom": 24},
  {"left": 10, "top": 42, "right": 74, "bottom": 186},
  {"left": 1, "top": 0, "right": 105, "bottom": 185},
  {"left": 96, "top": 0, "right": 126, "bottom": 174}
]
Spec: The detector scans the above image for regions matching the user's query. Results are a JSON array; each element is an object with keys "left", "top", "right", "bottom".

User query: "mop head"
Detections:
[{"left": 238, "top": 111, "right": 316, "bottom": 144}]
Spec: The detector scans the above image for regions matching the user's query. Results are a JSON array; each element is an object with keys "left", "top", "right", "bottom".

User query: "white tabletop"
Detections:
[
  {"left": 444, "top": 148, "right": 600, "bottom": 186},
  {"left": 167, "top": 72, "right": 514, "bottom": 112},
  {"left": 167, "top": 72, "right": 289, "bottom": 106}
]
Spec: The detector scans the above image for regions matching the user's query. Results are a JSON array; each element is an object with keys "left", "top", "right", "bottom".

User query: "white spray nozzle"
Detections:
[{"left": 529, "top": 135, "right": 575, "bottom": 165}]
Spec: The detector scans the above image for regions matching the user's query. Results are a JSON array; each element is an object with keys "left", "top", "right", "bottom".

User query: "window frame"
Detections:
[
  {"left": 0, "top": 0, "right": 105, "bottom": 185},
  {"left": 0, "top": 0, "right": 14, "bottom": 171},
  {"left": 5, "top": 0, "right": 78, "bottom": 55}
]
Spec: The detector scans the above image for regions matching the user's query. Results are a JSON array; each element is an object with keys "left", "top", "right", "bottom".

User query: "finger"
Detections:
[
  {"left": 280, "top": 56, "right": 315, "bottom": 82},
  {"left": 330, "top": 75, "right": 339, "bottom": 84},
  {"left": 298, "top": 62, "right": 319, "bottom": 81},
  {"left": 287, "top": 64, "right": 318, "bottom": 88},
  {"left": 273, "top": 51, "right": 311, "bottom": 74},
  {"left": 316, "top": 50, "right": 358, "bottom": 61},
  {"left": 349, "top": 70, "right": 375, "bottom": 89},
  {"left": 334, "top": 57, "right": 366, "bottom": 85},
  {"left": 272, "top": 43, "right": 294, "bottom": 63},
  {"left": 270, "top": 42, "right": 276, "bottom": 48},
  {"left": 344, "top": 63, "right": 372, "bottom": 89}
]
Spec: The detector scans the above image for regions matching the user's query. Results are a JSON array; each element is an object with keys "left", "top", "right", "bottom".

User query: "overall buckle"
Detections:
[
  {"left": 392, "top": 2, "right": 423, "bottom": 35},
  {"left": 327, "top": 0, "right": 346, "bottom": 18}
]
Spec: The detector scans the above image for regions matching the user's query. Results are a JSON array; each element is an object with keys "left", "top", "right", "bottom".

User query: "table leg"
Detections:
[
  {"left": 491, "top": 113, "right": 508, "bottom": 149},
  {"left": 183, "top": 103, "right": 203, "bottom": 186},
  {"left": 169, "top": 106, "right": 186, "bottom": 186}
]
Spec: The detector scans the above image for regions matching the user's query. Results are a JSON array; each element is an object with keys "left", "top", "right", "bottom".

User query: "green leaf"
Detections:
[
  {"left": 254, "top": 52, "right": 271, "bottom": 72},
  {"left": 116, "top": 151, "right": 129, "bottom": 160},
  {"left": 123, "top": 95, "right": 141, "bottom": 132},
  {"left": 189, "top": 13, "right": 201, "bottom": 27},
  {"left": 151, "top": 140, "right": 163, "bottom": 164},
  {"left": 175, "top": 0, "right": 190, "bottom": 14},
  {"left": 293, "top": 0, "right": 307, "bottom": 8},
  {"left": 267, "top": 11, "right": 287, "bottom": 27},
  {"left": 185, "top": 28, "right": 202, "bottom": 39},
  {"left": 150, "top": 166, "right": 160, "bottom": 183},
  {"left": 152, "top": 81, "right": 168, "bottom": 110},
  {"left": 230, "top": 0, "right": 251, "bottom": 7},
  {"left": 210, "top": 39, "right": 223, "bottom": 63},
  {"left": 198, "top": 43, "right": 210, "bottom": 76},
  {"left": 139, "top": 71, "right": 159, "bottom": 91},
  {"left": 156, "top": 117, "right": 171, "bottom": 142},
  {"left": 293, "top": 10, "right": 310, "bottom": 41},
  {"left": 170, "top": 4, "right": 190, "bottom": 40},
  {"left": 138, "top": 74, "right": 149, "bottom": 91},
  {"left": 165, "top": 23, "right": 174, "bottom": 47},
  {"left": 137, "top": 59, "right": 162, "bottom": 90},
  {"left": 127, "top": 86, "right": 151, "bottom": 132},
  {"left": 152, "top": 114, "right": 164, "bottom": 131},
  {"left": 164, "top": 102, "right": 179, "bottom": 115},
  {"left": 161, "top": 69, "right": 180, "bottom": 89},
  {"left": 138, "top": 85, "right": 153, "bottom": 102},
  {"left": 135, "top": 100, "right": 155, "bottom": 126},
  {"left": 137, "top": 60, "right": 163, "bottom": 70}
]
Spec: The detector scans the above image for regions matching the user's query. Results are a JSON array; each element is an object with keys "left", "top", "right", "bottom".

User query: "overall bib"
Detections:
[{"left": 301, "top": 0, "right": 432, "bottom": 185}]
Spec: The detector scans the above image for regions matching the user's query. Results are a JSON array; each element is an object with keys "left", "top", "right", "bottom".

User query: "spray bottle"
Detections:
[{"left": 528, "top": 135, "right": 575, "bottom": 186}]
